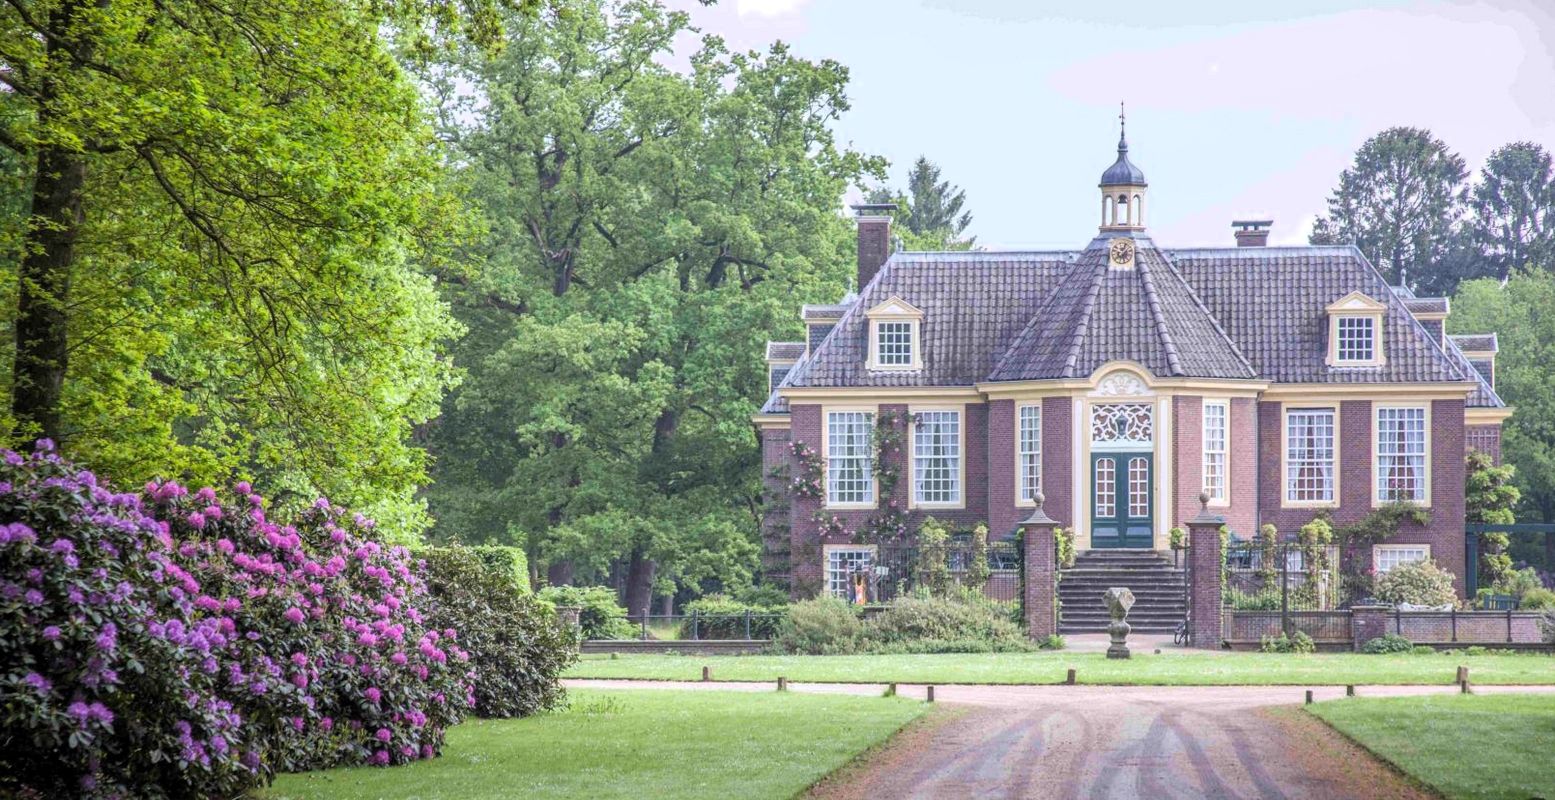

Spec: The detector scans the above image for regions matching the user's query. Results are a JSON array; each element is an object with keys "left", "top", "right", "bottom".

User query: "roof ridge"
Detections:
[
  {"left": 1152, "top": 249, "right": 1257, "bottom": 378},
  {"left": 1135, "top": 254, "right": 1186, "bottom": 377},
  {"left": 1060, "top": 255, "right": 1109, "bottom": 378}
]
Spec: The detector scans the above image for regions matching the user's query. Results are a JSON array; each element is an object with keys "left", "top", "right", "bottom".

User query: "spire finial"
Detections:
[{"left": 1118, "top": 101, "right": 1128, "bottom": 151}]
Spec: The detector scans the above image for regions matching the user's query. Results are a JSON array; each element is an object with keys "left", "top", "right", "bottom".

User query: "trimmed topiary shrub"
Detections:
[
  {"left": 1518, "top": 587, "right": 1555, "bottom": 610},
  {"left": 678, "top": 594, "right": 786, "bottom": 639},
  {"left": 1373, "top": 559, "right": 1458, "bottom": 608},
  {"left": 1360, "top": 633, "right": 1415, "bottom": 654},
  {"left": 421, "top": 547, "right": 572, "bottom": 718},
  {"left": 772, "top": 597, "right": 863, "bottom": 654},
  {"left": 535, "top": 585, "right": 635, "bottom": 640}
]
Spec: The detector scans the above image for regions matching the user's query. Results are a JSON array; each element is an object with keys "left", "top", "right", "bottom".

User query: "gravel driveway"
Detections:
[{"left": 568, "top": 679, "right": 1555, "bottom": 799}]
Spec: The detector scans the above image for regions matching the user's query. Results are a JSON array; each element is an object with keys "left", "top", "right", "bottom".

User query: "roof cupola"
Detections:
[{"left": 1099, "top": 103, "right": 1148, "bottom": 232}]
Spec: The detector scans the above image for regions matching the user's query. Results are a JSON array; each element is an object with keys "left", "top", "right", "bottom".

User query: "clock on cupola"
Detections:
[{"left": 1099, "top": 103, "right": 1147, "bottom": 269}]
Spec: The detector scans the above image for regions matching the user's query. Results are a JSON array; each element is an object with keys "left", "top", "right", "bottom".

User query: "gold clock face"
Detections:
[{"left": 1109, "top": 238, "right": 1136, "bottom": 266}]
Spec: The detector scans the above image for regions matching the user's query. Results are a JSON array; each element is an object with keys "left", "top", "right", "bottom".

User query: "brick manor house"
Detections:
[{"left": 754, "top": 124, "right": 1510, "bottom": 603}]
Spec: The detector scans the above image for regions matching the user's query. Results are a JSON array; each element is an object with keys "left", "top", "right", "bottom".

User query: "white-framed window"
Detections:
[
  {"left": 1325, "top": 292, "right": 1386, "bottom": 367},
  {"left": 865, "top": 297, "right": 923, "bottom": 370},
  {"left": 1202, "top": 400, "right": 1228, "bottom": 503},
  {"left": 824, "top": 545, "right": 876, "bottom": 601},
  {"left": 1376, "top": 406, "right": 1428, "bottom": 504},
  {"left": 875, "top": 321, "right": 913, "bottom": 367},
  {"left": 1285, "top": 407, "right": 1336, "bottom": 504},
  {"left": 912, "top": 410, "right": 961, "bottom": 506},
  {"left": 825, "top": 411, "right": 874, "bottom": 507},
  {"left": 1335, "top": 316, "right": 1375, "bottom": 363},
  {"left": 1373, "top": 544, "right": 1430, "bottom": 574},
  {"left": 1018, "top": 404, "right": 1042, "bottom": 503}
]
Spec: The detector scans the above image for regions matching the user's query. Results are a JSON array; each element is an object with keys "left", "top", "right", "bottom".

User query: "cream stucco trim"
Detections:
[
  {"left": 1371, "top": 402, "right": 1432, "bottom": 509},
  {"left": 865, "top": 297, "right": 924, "bottom": 372},
  {"left": 1261, "top": 382, "right": 1476, "bottom": 402},
  {"left": 820, "top": 405, "right": 879, "bottom": 511},
  {"left": 1280, "top": 402, "right": 1342, "bottom": 510},
  {"left": 1325, "top": 291, "right": 1387, "bottom": 368},
  {"left": 752, "top": 414, "right": 791, "bottom": 430},
  {"left": 1465, "top": 407, "right": 1514, "bottom": 425},
  {"left": 1202, "top": 398, "right": 1231, "bottom": 508},
  {"left": 906, "top": 404, "right": 967, "bottom": 511}
]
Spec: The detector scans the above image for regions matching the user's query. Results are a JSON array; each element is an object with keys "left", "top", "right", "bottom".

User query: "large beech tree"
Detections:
[
  {"left": 0, "top": 0, "right": 511, "bottom": 536},
  {"left": 420, "top": 0, "right": 882, "bottom": 611}
]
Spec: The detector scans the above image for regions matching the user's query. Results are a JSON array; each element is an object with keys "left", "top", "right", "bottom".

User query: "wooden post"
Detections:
[
  {"left": 1066, "top": 668, "right": 1077, "bottom": 685},
  {"left": 1346, "top": 685, "right": 1355, "bottom": 697},
  {"left": 885, "top": 682, "right": 896, "bottom": 697},
  {"left": 702, "top": 665, "right": 711, "bottom": 682},
  {"left": 777, "top": 676, "right": 787, "bottom": 692},
  {"left": 926, "top": 685, "right": 936, "bottom": 703},
  {"left": 1305, "top": 690, "right": 1313, "bottom": 705}
]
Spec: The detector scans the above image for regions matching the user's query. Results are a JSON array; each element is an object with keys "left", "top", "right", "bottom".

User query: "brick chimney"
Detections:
[
  {"left": 1232, "top": 219, "right": 1272, "bottom": 247},
  {"left": 852, "top": 203, "right": 896, "bottom": 289}
]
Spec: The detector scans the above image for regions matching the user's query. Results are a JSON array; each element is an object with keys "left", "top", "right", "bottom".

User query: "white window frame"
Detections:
[
  {"left": 1325, "top": 292, "right": 1386, "bottom": 368},
  {"left": 865, "top": 297, "right": 924, "bottom": 371},
  {"left": 909, "top": 407, "right": 964, "bottom": 509},
  {"left": 1374, "top": 404, "right": 1431, "bottom": 507},
  {"left": 824, "top": 409, "right": 876, "bottom": 509},
  {"left": 1202, "top": 399, "right": 1229, "bottom": 506},
  {"left": 1373, "top": 544, "right": 1430, "bottom": 574},
  {"left": 1282, "top": 405, "right": 1339, "bottom": 507},
  {"left": 1016, "top": 404, "right": 1042, "bottom": 506},
  {"left": 823, "top": 544, "right": 877, "bottom": 602}
]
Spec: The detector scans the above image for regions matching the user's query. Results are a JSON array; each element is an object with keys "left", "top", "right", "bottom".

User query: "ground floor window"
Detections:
[
  {"left": 824, "top": 546, "right": 876, "bottom": 603},
  {"left": 1373, "top": 544, "right": 1430, "bottom": 574}
]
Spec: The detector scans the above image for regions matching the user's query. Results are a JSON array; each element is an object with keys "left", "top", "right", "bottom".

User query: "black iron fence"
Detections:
[
  {"left": 1223, "top": 538, "right": 1354, "bottom": 640},
  {"left": 867, "top": 541, "right": 1022, "bottom": 604},
  {"left": 617, "top": 612, "right": 788, "bottom": 641}
]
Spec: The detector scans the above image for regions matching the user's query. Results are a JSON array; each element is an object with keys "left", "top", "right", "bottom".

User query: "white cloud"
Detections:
[{"left": 736, "top": 0, "right": 808, "bottom": 18}]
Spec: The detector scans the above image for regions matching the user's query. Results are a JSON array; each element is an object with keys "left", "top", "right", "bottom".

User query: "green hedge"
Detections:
[
  {"left": 536, "top": 585, "right": 637, "bottom": 640},
  {"left": 421, "top": 546, "right": 573, "bottom": 718},
  {"left": 469, "top": 545, "right": 530, "bottom": 594}
]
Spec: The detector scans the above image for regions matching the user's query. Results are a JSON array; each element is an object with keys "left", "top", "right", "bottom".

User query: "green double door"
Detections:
[{"left": 1090, "top": 451, "right": 1154, "bottom": 549}]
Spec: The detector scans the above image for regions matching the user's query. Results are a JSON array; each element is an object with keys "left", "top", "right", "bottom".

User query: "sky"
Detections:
[{"left": 664, "top": 0, "right": 1555, "bottom": 248}]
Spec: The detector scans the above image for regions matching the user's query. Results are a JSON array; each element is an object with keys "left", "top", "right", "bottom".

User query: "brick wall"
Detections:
[
  {"left": 1172, "top": 396, "right": 1203, "bottom": 530},
  {"left": 1228, "top": 398, "right": 1259, "bottom": 536},
  {"left": 1042, "top": 397, "right": 1073, "bottom": 531},
  {"left": 987, "top": 399, "right": 1018, "bottom": 539},
  {"left": 1258, "top": 398, "right": 1469, "bottom": 597},
  {"left": 759, "top": 427, "right": 793, "bottom": 584}
]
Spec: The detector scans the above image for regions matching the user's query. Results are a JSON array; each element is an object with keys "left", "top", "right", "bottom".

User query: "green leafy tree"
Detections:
[
  {"left": 1469, "top": 142, "right": 1555, "bottom": 283},
  {"left": 867, "top": 156, "right": 975, "bottom": 250},
  {"left": 1310, "top": 127, "right": 1469, "bottom": 291},
  {"left": 1465, "top": 450, "right": 1520, "bottom": 586},
  {"left": 0, "top": 0, "right": 525, "bottom": 537},
  {"left": 1452, "top": 274, "right": 1555, "bottom": 527},
  {"left": 418, "top": 0, "right": 883, "bottom": 613}
]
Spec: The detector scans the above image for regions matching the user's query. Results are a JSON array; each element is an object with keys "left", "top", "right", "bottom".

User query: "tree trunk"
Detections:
[
  {"left": 546, "top": 559, "right": 575, "bottom": 586},
  {"left": 624, "top": 546, "right": 656, "bottom": 619},
  {"left": 12, "top": 145, "right": 84, "bottom": 442}
]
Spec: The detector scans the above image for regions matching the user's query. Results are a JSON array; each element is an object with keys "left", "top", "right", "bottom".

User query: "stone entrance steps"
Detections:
[{"left": 1059, "top": 550, "right": 1186, "bottom": 634}]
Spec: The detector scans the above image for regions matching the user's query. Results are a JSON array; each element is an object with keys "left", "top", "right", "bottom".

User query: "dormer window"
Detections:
[
  {"left": 1325, "top": 292, "right": 1386, "bottom": 368},
  {"left": 865, "top": 297, "right": 923, "bottom": 371}
]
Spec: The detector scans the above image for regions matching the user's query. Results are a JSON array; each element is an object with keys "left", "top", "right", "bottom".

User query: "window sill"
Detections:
[{"left": 822, "top": 502, "right": 877, "bottom": 512}]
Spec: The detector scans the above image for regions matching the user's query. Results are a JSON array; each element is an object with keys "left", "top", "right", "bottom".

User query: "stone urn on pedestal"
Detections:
[{"left": 1103, "top": 587, "right": 1135, "bottom": 660}]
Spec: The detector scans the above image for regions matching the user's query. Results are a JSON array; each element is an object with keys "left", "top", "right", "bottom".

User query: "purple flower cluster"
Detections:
[{"left": 0, "top": 443, "right": 469, "bottom": 798}]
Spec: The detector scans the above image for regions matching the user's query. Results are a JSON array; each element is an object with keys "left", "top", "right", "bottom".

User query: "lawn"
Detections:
[
  {"left": 262, "top": 689, "right": 924, "bottom": 800},
  {"left": 1309, "top": 693, "right": 1555, "bottom": 800},
  {"left": 566, "top": 650, "right": 1555, "bottom": 686}
]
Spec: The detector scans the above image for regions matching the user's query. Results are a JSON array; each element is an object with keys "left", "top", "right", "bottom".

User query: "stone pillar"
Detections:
[
  {"left": 1022, "top": 495, "right": 1059, "bottom": 641},
  {"left": 1187, "top": 494, "right": 1225, "bottom": 650},
  {"left": 1351, "top": 605, "right": 1391, "bottom": 652},
  {"left": 555, "top": 605, "right": 582, "bottom": 650}
]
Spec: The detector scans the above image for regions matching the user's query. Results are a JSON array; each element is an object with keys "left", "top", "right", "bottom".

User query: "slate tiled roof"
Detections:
[
  {"left": 1442, "top": 336, "right": 1504, "bottom": 408},
  {"left": 1166, "top": 246, "right": 1465, "bottom": 385},
  {"left": 762, "top": 241, "right": 1507, "bottom": 413},
  {"left": 782, "top": 252, "right": 1077, "bottom": 388},
  {"left": 1449, "top": 333, "right": 1498, "bottom": 353},
  {"left": 765, "top": 341, "right": 805, "bottom": 361},
  {"left": 1402, "top": 297, "right": 1449, "bottom": 315},
  {"left": 801, "top": 303, "right": 852, "bottom": 320},
  {"left": 988, "top": 241, "right": 1253, "bottom": 380}
]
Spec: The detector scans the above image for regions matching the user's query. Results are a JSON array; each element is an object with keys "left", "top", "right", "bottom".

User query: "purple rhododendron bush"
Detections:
[{"left": 0, "top": 443, "right": 471, "bottom": 799}]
